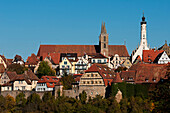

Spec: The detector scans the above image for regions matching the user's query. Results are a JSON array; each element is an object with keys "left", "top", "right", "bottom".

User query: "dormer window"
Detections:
[
  {"left": 129, "top": 77, "right": 133, "bottom": 80},
  {"left": 47, "top": 78, "right": 49, "bottom": 80},
  {"left": 145, "top": 79, "right": 149, "bottom": 82},
  {"left": 104, "top": 74, "right": 106, "bottom": 76}
]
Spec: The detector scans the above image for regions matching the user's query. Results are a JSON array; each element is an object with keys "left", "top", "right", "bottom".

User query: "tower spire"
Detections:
[
  {"left": 103, "top": 22, "right": 107, "bottom": 34},
  {"left": 142, "top": 11, "right": 145, "bottom": 21},
  {"left": 101, "top": 22, "right": 104, "bottom": 34}
]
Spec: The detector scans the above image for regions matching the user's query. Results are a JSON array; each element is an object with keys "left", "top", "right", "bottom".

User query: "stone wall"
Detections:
[
  {"left": 79, "top": 85, "right": 106, "bottom": 98},
  {"left": 0, "top": 90, "right": 52, "bottom": 99}
]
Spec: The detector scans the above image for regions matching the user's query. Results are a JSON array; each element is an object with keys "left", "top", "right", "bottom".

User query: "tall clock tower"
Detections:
[{"left": 99, "top": 22, "right": 109, "bottom": 57}]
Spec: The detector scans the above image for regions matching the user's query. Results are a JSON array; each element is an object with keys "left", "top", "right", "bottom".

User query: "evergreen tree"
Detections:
[
  {"left": 79, "top": 90, "right": 87, "bottom": 104},
  {"left": 37, "top": 61, "right": 55, "bottom": 78}
]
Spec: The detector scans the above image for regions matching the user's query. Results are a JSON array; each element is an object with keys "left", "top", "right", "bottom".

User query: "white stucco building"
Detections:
[{"left": 131, "top": 14, "right": 149, "bottom": 63}]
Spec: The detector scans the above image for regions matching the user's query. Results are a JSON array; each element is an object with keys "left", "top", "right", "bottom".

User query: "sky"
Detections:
[{"left": 0, "top": 0, "right": 170, "bottom": 60}]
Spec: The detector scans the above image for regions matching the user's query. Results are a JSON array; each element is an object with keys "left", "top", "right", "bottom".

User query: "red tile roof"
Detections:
[
  {"left": 37, "top": 45, "right": 129, "bottom": 57},
  {"left": 37, "top": 76, "right": 60, "bottom": 88},
  {"left": 10, "top": 70, "right": 39, "bottom": 84},
  {"left": 0, "top": 64, "right": 5, "bottom": 73},
  {"left": 6, "top": 71, "right": 17, "bottom": 79},
  {"left": 86, "top": 53, "right": 107, "bottom": 58},
  {"left": 120, "top": 63, "right": 168, "bottom": 83},
  {"left": 13, "top": 54, "right": 24, "bottom": 63},
  {"left": 113, "top": 73, "right": 123, "bottom": 83},
  {"left": 7, "top": 59, "right": 13, "bottom": 65},
  {"left": 143, "top": 50, "right": 164, "bottom": 63},
  {"left": 85, "top": 64, "right": 116, "bottom": 86},
  {"left": 42, "top": 52, "right": 60, "bottom": 65},
  {"left": 25, "top": 53, "right": 39, "bottom": 65}
]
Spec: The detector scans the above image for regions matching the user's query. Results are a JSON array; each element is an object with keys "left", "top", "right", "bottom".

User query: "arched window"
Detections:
[
  {"left": 104, "top": 43, "right": 106, "bottom": 48},
  {"left": 104, "top": 36, "right": 106, "bottom": 41}
]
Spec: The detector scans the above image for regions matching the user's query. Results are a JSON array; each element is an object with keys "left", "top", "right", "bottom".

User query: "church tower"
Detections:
[
  {"left": 131, "top": 14, "right": 149, "bottom": 63},
  {"left": 140, "top": 14, "right": 148, "bottom": 50},
  {"left": 99, "top": 22, "right": 109, "bottom": 57}
]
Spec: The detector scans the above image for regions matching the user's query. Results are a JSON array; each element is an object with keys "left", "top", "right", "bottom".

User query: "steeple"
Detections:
[
  {"left": 142, "top": 12, "right": 145, "bottom": 21},
  {"left": 103, "top": 22, "right": 107, "bottom": 34},
  {"left": 99, "top": 22, "right": 109, "bottom": 56},
  {"left": 101, "top": 22, "right": 107, "bottom": 34},
  {"left": 101, "top": 22, "right": 104, "bottom": 34}
]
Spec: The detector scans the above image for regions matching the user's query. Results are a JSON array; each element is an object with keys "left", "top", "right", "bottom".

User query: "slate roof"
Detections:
[
  {"left": 37, "top": 45, "right": 129, "bottom": 57},
  {"left": 85, "top": 64, "right": 116, "bottom": 86}
]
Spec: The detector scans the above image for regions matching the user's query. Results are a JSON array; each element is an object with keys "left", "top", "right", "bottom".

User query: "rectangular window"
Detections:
[
  {"left": 22, "top": 86, "right": 25, "bottom": 90},
  {"left": 98, "top": 60, "right": 101, "bottom": 63},
  {"left": 64, "top": 61, "right": 67, "bottom": 64},
  {"left": 93, "top": 60, "right": 95, "bottom": 63}
]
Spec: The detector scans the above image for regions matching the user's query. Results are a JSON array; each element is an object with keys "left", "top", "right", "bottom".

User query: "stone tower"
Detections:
[
  {"left": 131, "top": 14, "right": 149, "bottom": 63},
  {"left": 99, "top": 22, "right": 109, "bottom": 57}
]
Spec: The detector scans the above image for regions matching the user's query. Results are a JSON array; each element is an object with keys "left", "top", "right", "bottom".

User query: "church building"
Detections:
[{"left": 37, "top": 23, "right": 129, "bottom": 69}]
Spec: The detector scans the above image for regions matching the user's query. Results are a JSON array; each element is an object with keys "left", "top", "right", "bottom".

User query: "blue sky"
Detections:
[{"left": 0, "top": 0, "right": 169, "bottom": 60}]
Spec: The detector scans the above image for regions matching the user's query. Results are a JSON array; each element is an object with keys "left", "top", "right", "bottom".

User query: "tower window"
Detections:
[
  {"left": 104, "top": 36, "right": 106, "bottom": 41},
  {"left": 104, "top": 44, "right": 106, "bottom": 48}
]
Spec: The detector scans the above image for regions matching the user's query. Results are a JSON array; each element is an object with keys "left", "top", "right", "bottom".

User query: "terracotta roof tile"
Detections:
[
  {"left": 113, "top": 73, "right": 123, "bottom": 83},
  {"left": 25, "top": 53, "right": 39, "bottom": 65},
  {"left": 37, "top": 45, "right": 129, "bottom": 57},
  {"left": 143, "top": 50, "right": 164, "bottom": 63},
  {"left": 85, "top": 64, "right": 115, "bottom": 86},
  {"left": 38, "top": 76, "right": 60, "bottom": 88},
  {"left": 120, "top": 63, "right": 168, "bottom": 83}
]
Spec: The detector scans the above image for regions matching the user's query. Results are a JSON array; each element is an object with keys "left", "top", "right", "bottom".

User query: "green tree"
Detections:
[
  {"left": 126, "top": 83, "right": 135, "bottom": 98},
  {"left": 107, "top": 98, "right": 121, "bottom": 113},
  {"left": 24, "top": 93, "right": 42, "bottom": 112},
  {"left": 118, "top": 82, "right": 127, "bottom": 98},
  {"left": 79, "top": 90, "right": 87, "bottom": 104},
  {"left": 16, "top": 93, "right": 27, "bottom": 108},
  {"left": 151, "top": 77, "right": 170, "bottom": 113},
  {"left": 61, "top": 74, "right": 75, "bottom": 89},
  {"left": 120, "top": 98, "right": 128, "bottom": 113},
  {"left": 110, "top": 83, "right": 118, "bottom": 97},
  {"left": 37, "top": 61, "right": 55, "bottom": 78},
  {"left": 7, "top": 64, "right": 27, "bottom": 74},
  {"left": 5, "top": 95, "right": 16, "bottom": 112},
  {"left": 0, "top": 95, "right": 7, "bottom": 112}
]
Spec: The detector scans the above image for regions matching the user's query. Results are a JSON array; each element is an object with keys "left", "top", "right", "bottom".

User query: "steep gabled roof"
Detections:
[
  {"left": 113, "top": 73, "right": 123, "bottom": 83},
  {"left": 42, "top": 52, "right": 60, "bottom": 65},
  {"left": 85, "top": 64, "right": 115, "bottom": 86},
  {"left": 37, "top": 76, "right": 60, "bottom": 88},
  {"left": 25, "top": 53, "right": 39, "bottom": 65},
  {"left": 6, "top": 71, "right": 17, "bottom": 79},
  {"left": 120, "top": 63, "right": 168, "bottom": 83},
  {"left": 37, "top": 45, "right": 129, "bottom": 57},
  {"left": 0, "top": 64, "right": 5, "bottom": 73},
  {"left": 143, "top": 50, "right": 164, "bottom": 63},
  {"left": 10, "top": 70, "right": 39, "bottom": 84}
]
